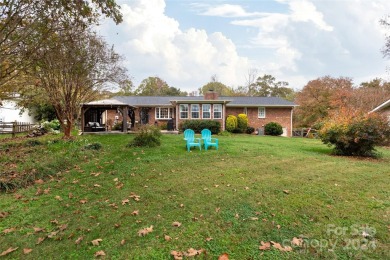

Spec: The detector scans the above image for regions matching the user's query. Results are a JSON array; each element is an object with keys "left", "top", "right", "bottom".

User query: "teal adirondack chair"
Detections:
[
  {"left": 201, "top": 129, "right": 218, "bottom": 150},
  {"left": 183, "top": 129, "right": 201, "bottom": 152}
]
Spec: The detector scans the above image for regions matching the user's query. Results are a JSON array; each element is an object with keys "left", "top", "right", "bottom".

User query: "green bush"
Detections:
[
  {"left": 41, "top": 119, "right": 61, "bottom": 132},
  {"left": 218, "top": 130, "right": 232, "bottom": 136},
  {"left": 226, "top": 115, "right": 237, "bottom": 132},
  {"left": 246, "top": 126, "right": 255, "bottom": 134},
  {"left": 264, "top": 122, "right": 283, "bottom": 136},
  {"left": 237, "top": 114, "right": 248, "bottom": 133},
  {"left": 181, "top": 120, "right": 221, "bottom": 134},
  {"left": 319, "top": 113, "right": 390, "bottom": 157},
  {"left": 128, "top": 126, "right": 162, "bottom": 147}
]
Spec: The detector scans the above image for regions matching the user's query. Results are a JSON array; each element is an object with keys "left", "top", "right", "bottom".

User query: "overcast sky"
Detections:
[{"left": 97, "top": 0, "right": 390, "bottom": 92}]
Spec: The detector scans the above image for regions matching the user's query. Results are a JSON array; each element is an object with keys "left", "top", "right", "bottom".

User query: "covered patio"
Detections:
[{"left": 81, "top": 99, "right": 136, "bottom": 133}]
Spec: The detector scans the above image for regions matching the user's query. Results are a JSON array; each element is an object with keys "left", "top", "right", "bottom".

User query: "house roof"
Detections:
[
  {"left": 84, "top": 96, "right": 296, "bottom": 108},
  {"left": 371, "top": 99, "right": 390, "bottom": 113}
]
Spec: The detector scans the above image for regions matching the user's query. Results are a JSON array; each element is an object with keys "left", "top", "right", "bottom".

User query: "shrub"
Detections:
[
  {"left": 237, "top": 114, "right": 248, "bottom": 133},
  {"left": 246, "top": 126, "right": 255, "bottom": 134},
  {"left": 218, "top": 130, "right": 232, "bottom": 136},
  {"left": 112, "top": 121, "right": 122, "bottom": 130},
  {"left": 41, "top": 119, "right": 61, "bottom": 132},
  {"left": 319, "top": 112, "right": 390, "bottom": 157},
  {"left": 128, "top": 126, "right": 162, "bottom": 147},
  {"left": 226, "top": 115, "right": 237, "bottom": 132},
  {"left": 264, "top": 122, "right": 283, "bottom": 136},
  {"left": 181, "top": 120, "right": 221, "bottom": 134}
]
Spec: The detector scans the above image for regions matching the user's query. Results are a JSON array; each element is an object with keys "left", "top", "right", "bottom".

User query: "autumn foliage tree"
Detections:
[
  {"left": 294, "top": 76, "right": 354, "bottom": 127},
  {"left": 319, "top": 108, "right": 390, "bottom": 157}
]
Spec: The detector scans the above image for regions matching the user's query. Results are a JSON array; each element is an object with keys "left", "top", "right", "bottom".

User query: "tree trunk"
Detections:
[{"left": 62, "top": 122, "right": 73, "bottom": 139}]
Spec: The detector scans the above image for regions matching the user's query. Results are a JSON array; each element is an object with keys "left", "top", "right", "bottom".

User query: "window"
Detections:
[
  {"left": 202, "top": 104, "right": 211, "bottom": 119},
  {"left": 191, "top": 104, "right": 200, "bottom": 119},
  {"left": 180, "top": 104, "right": 189, "bottom": 119},
  {"left": 213, "top": 104, "right": 222, "bottom": 119},
  {"left": 155, "top": 107, "right": 172, "bottom": 119},
  {"left": 258, "top": 107, "right": 266, "bottom": 118}
]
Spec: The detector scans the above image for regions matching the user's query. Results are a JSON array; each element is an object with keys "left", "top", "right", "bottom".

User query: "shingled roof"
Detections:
[{"left": 85, "top": 96, "right": 296, "bottom": 107}]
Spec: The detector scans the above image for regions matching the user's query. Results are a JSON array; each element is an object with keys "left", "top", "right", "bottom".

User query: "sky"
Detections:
[{"left": 97, "top": 0, "right": 390, "bottom": 93}]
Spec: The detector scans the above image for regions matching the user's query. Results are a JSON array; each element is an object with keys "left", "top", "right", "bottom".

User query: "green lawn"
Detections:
[{"left": 0, "top": 134, "right": 389, "bottom": 259}]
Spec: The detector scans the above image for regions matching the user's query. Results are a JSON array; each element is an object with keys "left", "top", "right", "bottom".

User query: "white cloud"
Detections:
[
  {"left": 98, "top": 0, "right": 390, "bottom": 92},
  {"left": 192, "top": 3, "right": 263, "bottom": 17},
  {"left": 99, "top": 0, "right": 251, "bottom": 90}
]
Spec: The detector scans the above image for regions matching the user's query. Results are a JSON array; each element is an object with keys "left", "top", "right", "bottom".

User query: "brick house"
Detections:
[
  {"left": 81, "top": 92, "right": 297, "bottom": 136},
  {"left": 371, "top": 99, "right": 390, "bottom": 124}
]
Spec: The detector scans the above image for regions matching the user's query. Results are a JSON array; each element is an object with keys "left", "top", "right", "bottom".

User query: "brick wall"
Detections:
[{"left": 226, "top": 107, "right": 293, "bottom": 136}]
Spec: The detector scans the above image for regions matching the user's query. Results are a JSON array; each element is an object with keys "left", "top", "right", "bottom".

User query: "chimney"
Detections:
[{"left": 204, "top": 90, "right": 218, "bottom": 100}]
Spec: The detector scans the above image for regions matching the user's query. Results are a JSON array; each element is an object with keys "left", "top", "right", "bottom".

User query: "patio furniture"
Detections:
[
  {"left": 201, "top": 129, "right": 218, "bottom": 150},
  {"left": 183, "top": 129, "right": 201, "bottom": 152}
]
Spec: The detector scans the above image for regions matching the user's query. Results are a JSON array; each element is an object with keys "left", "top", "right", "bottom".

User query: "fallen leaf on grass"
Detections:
[
  {"left": 205, "top": 237, "right": 213, "bottom": 241},
  {"left": 185, "top": 248, "right": 204, "bottom": 257},
  {"left": 0, "top": 212, "right": 10, "bottom": 218},
  {"left": 116, "top": 183, "right": 124, "bottom": 189},
  {"left": 59, "top": 224, "right": 68, "bottom": 231},
  {"left": 121, "top": 199, "right": 130, "bottom": 205},
  {"left": 79, "top": 199, "right": 88, "bottom": 204},
  {"left": 35, "top": 179, "right": 44, "bottom": 184},
  {"left": 164, "top": 235, "right": 172, "bottom": 241},
  {"left": 36, "top": 237, "right": 46, "bottom": 244},
  {"left": 75, "top": 236, "right": 83, "bottom": 244},
  {"left": 172, "top": 222, "right": 182, "bottom": 227},
  {"left": 3, "top": 227, "right": 16, "bottom": 234},
  {"left": 94, "top": 250, "right": 106, "bottom": 257},
  {"left": 131, "top": 210, "right": 139, "bottom": 216},
  {"left": 170, "top": 250, "right": 183, "bottom": 260},
  {"left": 218, "top": 253, "right": 229, "bottom": 260},
  {"left": 35, "top": 187, "right": 43, "bottom": 195},
  {"left": 291, "top": 237, "right": 303, "bottom": 247},
  {"left": 47, "top": 231, "right": 59, "bottom": 238},
  {"left": 33, "top": 227, "right": 45, "bottom": 233},
  {"left": 0, "top": 247, "right": 18, "bottom": 256},
  {"left": 50, "top": 219, "right": 59, "bottom": 224},
  {"left": 250, "top": 217, "right": 259, "bottom": 221},
  {"left": 55, "top": 195, "right": 62, "bottom": 201},
  {"left": 283, "top": 190, "right": 290, "bottom": 194},
  {"left": 23, "top": 248, "right": 32, "bottom": 254},
  {"left": 129, "top": 192, "right": 140, "bottom": 201},
  {"left": 215, "top": 207, "right": 220, "bottom": 213},
  {"left": 120, "top": 239, "right": 126, "bottom": 245},
  {"left": 259, "top": 241, "right": 271, "bottom": 250},
  {"left": 44, "top": 188, "right": 51, "bottom": 194},
  {"left": 94, "top": 184, "right": 101, "bottom": 188},
  {"left": 271, "top": 241, "right": 293, "bottom": 252},
  {"left": 14, "top": 194, "right": 23, "bottom": 199},
  {"left": 138, "top": 226, "right": 153, "bottom": 236},
  {"left": 277, "top": 224, "right": 281, "bottom": 229},
  {"left": 91, "top": 238, "right": 103, "bottom": 246}
]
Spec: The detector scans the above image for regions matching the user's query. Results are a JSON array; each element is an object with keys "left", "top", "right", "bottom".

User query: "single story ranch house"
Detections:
[{"left": 81, "top": 92, "right": 297, "bottom": 136}]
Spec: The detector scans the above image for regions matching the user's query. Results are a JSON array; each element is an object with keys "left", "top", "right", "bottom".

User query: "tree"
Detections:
[
  {"left": 380, "top": 15, "right": 390, "bottom": 58},
  {"left": 248, "top": 74, "right": 295, "bottom": 100},
  {"left": 135, "top": 77, "right": 187, "bottom": 96},
  {"left": 0, "top": 0, "right": 123, "bottom": 99},
  {"left": 352, "top": 78, "right": 390, "bottom": 111},
  {"left": 294, "top": 76, "right": 354, "bottom": 127},
  {"left": 116, "top": 79, "right": 135, "bottom": 96},
  {"left": 29, "top": 26, "right": 127, "bottom": 138},
  {"left": 199, "top": 75, "right": 234, "bottom": 96}
]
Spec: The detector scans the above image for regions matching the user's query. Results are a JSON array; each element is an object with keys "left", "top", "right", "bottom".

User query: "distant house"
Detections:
[
  {"left": 81, "top": 92, "right": 297, "bottom": 136},
  {"left": 370, "top": 99, "right": 390, "bottom": 123},
  {"left": 0, "top": 99, "right": 36, "bottom": 123}
]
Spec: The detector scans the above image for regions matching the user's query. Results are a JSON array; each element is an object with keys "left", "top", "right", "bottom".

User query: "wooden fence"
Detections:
[
  {"left": 292, "top": 128, "right": 318, "bottom": 138},
  {"left": 0, "top": 121, "right": 38, "bottom": 137}
]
